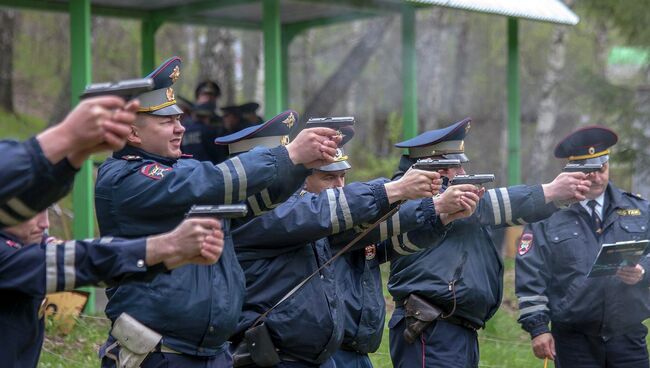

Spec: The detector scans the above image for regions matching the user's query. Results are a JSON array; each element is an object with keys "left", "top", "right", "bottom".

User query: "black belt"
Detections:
[{"left": 395, "top": 299, "right": 482, "bottom": 331}]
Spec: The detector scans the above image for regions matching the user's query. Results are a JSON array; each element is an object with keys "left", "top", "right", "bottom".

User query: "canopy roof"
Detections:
[{"left": 2, "top": 0, "right": 579, "bottom": 28}]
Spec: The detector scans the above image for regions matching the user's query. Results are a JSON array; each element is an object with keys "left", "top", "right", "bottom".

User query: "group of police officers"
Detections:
[{"left": 0, "top": 54, "right": 648, "bottom": 368}]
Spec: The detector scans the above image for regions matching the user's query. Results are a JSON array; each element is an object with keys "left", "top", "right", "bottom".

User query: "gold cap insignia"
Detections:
[
  {"left": 282, "top": 113, "right": 295, "bottom": 129},
  {"left": 588, "top": 146, "right": 595, "bottom": 155},
  {"left": 166, "top": 87, "right": 175, "bottom": 102},
  {"left": 465, "top": 122, "right": 471, "bottom": 133},
  {"left": 169, "top": 65, "right": 180, "bottom": 83},
  {"left": 459, "top": 141, "right": 465, "bottom": 151},
  {"left": 281, "top": 135, "right": 290, "bottom": 146}
]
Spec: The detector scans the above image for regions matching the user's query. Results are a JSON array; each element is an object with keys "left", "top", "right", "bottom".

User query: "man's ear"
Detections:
[{"left": 127, "top": 125, "right": 141, "bottom": 145}]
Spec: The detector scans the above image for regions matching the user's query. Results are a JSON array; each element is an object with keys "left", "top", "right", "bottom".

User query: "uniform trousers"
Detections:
[
  {"left": 389, "top": 307, "right": 478, "bottom": 368},
  {"left": 331, "top": 349, "right": 373, "bottom": 368},
  {"left": 101, "top": 349, "right": 232, "bottom": 368},
  {"left": 553, "top": 323, "right": 649, "bottom": 368}
]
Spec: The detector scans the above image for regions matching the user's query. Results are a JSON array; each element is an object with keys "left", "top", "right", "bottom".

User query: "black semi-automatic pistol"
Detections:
[
  {"left": 80, "top": 78, "right": 154, "bottom": 100},
  {"left": 185, "top": 204, "right": 248, "bottom": 219},
  {"left": 412, "top": 159, "right": 461, "bottom": 171},
  {"left": 562, "top": 163, "right": 603, "bottom": 173},
  {"left": 306, "top": 116, "right": 355, "bottom": 129},
  {"left": 450, "top": 174, "right": 495, "bottom": 186}
]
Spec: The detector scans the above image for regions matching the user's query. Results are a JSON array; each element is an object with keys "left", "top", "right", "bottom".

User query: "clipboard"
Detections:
[{"left": 588, "top": 239, "right": 650, "bottom": 277}]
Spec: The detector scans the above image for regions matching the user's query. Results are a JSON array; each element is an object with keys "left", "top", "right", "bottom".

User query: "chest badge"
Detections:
[
  {"left": 518, "top": 233, "right": 533, "bottom": 256},
  {"left": 365, "top": 244, "right": 377, "bottom": 260},
  {"left": 617, "top": 209, "right": 641, "bottom": 216},
  {"left": 140, "top": 163, "right": 172, "bottom": 180}
]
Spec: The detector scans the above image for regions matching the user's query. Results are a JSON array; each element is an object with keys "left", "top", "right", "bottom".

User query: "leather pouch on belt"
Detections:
[
  {"left": 244, "top": 322, "right": 281, "bottom": 366},
  {"left": 403, "top": 294, "right": 442, "bottom": 344},
  {"left": 111, "top": 313, "right": 162, "bottom": 368}
]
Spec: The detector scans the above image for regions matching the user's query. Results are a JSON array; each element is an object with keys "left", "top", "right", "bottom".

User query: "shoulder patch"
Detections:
[
  {"left": 121, "top": 155, "right": 142, "bottom": 161},
  {"left": 5, "top": 239, "right": 21, "bottom": 249},
  {"left": 365, "top": 244, "right": 377, "bottom": 260},
  {"left": 140, "top": 163, "right": 172, "bottom": 180},
  {"left": 518, "top": 233, "right": 533, "bottom": 256}
]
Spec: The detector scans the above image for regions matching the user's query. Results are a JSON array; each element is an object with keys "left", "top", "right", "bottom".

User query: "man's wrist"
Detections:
[{"left": 383, "top": 181, "right": 404, "bottom": 204}]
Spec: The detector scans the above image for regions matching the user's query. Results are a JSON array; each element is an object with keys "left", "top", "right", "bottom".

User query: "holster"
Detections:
[
  {"left": 403, "top": 294, "right": 442, "bottom": 344},
  {"left": 108, "top": 313, "right": 162, "bottom": 368},
  {"left": 233, "top": 322, "right": 281, "bottom": 367}
]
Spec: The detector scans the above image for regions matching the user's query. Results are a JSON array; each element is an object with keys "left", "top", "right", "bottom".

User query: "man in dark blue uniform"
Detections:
[
  {"left": 96, "top": 56, "right": 341, "bottom": 368},
  {"left": 0, "top": 95, "right": 139, "bottom": 228},
  {"left": 516, "top": 126, "right": 650, "bottom": 368},
  {"left": 386, "top": 118, "right": 592, "bottom": 368},
  {"left": 0, "top": 207, "right": 225, "bottom": 367},
  {"left": 229, "top": 127, "right": 480, "bottom": 368}
]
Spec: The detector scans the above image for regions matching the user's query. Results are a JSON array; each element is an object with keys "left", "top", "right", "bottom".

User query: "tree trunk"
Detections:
[
  {"left": 450, "top": 15, "right": 470, "bottom": 119},
  {"left": 241, "top": 31, "right": 261, "bottom": 101},
  {"left": 529, "top": 24, "right": 570, "bottom": 183},
  {"left": 302, "top": 17, "right": 394, "bottom": 119},
  {"left": 0, "top": 9, "right": 16, "bottom": 113},
  {"left": 199, "top": 28, "right": 236, "bottom": 106}
]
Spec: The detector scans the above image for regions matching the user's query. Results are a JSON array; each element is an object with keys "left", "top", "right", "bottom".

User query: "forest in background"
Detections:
[{"left": 0, "top": 0, "right": 649, "bottom": 194}]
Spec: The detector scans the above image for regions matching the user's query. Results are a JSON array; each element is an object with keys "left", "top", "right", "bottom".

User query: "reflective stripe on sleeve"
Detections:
[
  {"left": 64, "top": 241, "right": 76, "bottom": 290},
  {"left": 338, "top": 189, "right": 353, "bottom": 230},
  {"left": 215, "top": 162, "right": 233, "bottom": 204},
  {"left": 45, "top": 244, "right": 57, "bottom": 293},
  {"left": 487, "top": 189, "right": 501, "bottom": 225},
  {"left": 326, "top": 189, "right": 340, "bottom": 233},
  {"left": 231, "top": 157, "right": 248, "bottom": 203}
]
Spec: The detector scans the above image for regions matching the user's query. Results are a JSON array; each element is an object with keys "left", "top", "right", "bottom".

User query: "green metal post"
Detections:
[
  {"left": 141, "top": 18, "right": 161, "bottom": 75},
  {"left": 263, "top": 0, "right": 283, "bottom": 118},
  {"left": 401, "top": 6, "right": 417, "bottom": 141},
  {"left": 70, "top": 0, "right": 95, "bottom": 313},
  {"left": 507, "top": 18, "right": 521, "bottom": 185}
]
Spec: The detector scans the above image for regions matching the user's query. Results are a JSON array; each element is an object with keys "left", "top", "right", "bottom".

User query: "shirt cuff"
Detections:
[{"left": 370, "top": 182, "right": 390, "bottom": 214}]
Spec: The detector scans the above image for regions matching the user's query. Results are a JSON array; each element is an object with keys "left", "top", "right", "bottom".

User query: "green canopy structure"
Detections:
[{"left": 0, "top": 0, "right": 579, "bottom": 312}]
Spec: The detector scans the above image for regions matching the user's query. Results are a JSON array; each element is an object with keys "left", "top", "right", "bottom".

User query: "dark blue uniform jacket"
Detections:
[
  {"left": 233, "top": 180, "right": 395, "bottom": 364},
  {"left": 516, "top": 183, "right": 650, "bottom": 338},
  {"left": 95, "top": 144, "right": 307, "bottom": 356},
  {"left": 0, "top": 138, "right": 78, "bottom": 228},
  {"left": 330, "top": 197, "right": 448, "bottom": 354},
  {"left": 0, "top": 231, "right": 158, "bottom": 368},
  {"left": 389, "top": 184, "right": 556, "bottom": 328}
]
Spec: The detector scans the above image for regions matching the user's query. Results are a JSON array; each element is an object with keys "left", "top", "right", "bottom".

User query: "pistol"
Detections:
[
  {"left": 412, "top": 159, "right": 461, "bottom": 171},
  {"left": 562, "top": 163, "right": 603, "bottom": 173},
  {"left": 185, "top": 204, "right": 248, "bottom": 219},
  {"left": 450, "top": 174, "right": 495, "bottom": 186},
  {"left": 306, "top": 116, "right": 355, "bottom": 129},
  {"left": 80, "top": 78, "right": 154, "bottom": 100}
]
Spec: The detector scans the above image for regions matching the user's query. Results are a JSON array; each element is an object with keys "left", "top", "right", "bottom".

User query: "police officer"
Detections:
[
  {"left": 221, "top": 104, "right": 256, "bottom": 134},
  {"left": 240, "top": 102, "right": 264, "bottom": 125},
  {"left": 229, "top": 127, "right": 476, "bottom": 368},
  {"left": 386, "top": 118, "right": 592, "bottom": 368},
  {"left": 515, "top": 126, "right": 650, "bottom": 368},
  {"left": 181, "top": 101, "right": 229, "bottom": 164},
  {"left": 194, "top": 80, "right": 223, "bottom": 125},
  {"left": 0, "top": 208, "right": 225, "bottom": 367},
  {"left": 0, "top": 96, "right": 138, "bottom": 227},
  {"left": 95, "top": 56, "right": 341, "bottom": 368},
  {"left": 326, "top": 164, "right": 480, "bottom": 368}
]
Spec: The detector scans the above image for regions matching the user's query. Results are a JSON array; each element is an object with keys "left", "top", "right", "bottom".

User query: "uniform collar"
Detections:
[
  {"left": 0, "top": 230, "right": 24, "bottom": 248},
  {"left": 114, "top": 145, "right": 178, "bottom": 166}
]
